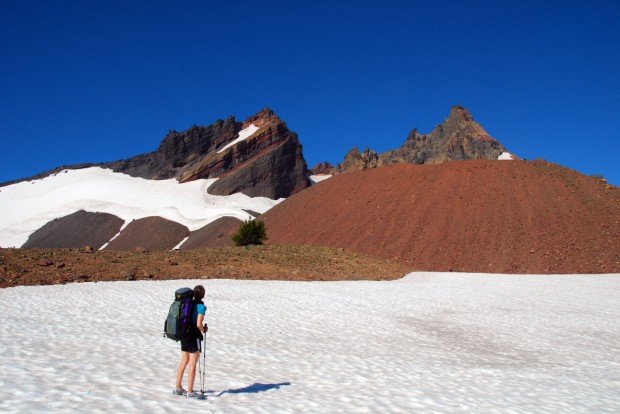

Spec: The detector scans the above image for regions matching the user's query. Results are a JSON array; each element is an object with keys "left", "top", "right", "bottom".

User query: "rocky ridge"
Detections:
[
  {"left": 333, "top": 106, "right": 509, "bottom": 173},
  {"left": 178, "top": 108, "right": 310, "bottom": 198},
  {"left": 2, "top": 108, "right": 310, "bottom": 199}
]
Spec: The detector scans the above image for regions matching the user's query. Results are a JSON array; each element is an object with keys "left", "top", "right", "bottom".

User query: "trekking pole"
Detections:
[
  {"left": 197, "top": 342, "right": 202, "bottom": 395},
  {"left": 201, "top": 324, "right": 207, "bottom": 397},
  {"left": 199, "top": 337, "right": 204, "bottom": 396}
]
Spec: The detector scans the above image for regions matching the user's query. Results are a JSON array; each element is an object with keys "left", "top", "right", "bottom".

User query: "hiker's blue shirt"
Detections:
[{"left": 192, "top": 303, "right": 206, "bottom": 323}]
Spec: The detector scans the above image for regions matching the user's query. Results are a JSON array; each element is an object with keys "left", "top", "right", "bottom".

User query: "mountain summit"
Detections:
[
  {"left": 2, "top": 108, "right": 311, "bottom": 199},
  {"left": 108, "top": 106, "right": 310, "bottom": 198},
  {"left": 179, "top": 108, "right": 310, "bottom": 198},
  {"left": 332, "top": 106, "right": 511, "bottom": 173}
]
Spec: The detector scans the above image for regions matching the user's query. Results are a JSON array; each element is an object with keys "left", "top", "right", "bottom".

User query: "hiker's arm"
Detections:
[{"left": 197, "top": 314, "right": 207, "bottom": 332}]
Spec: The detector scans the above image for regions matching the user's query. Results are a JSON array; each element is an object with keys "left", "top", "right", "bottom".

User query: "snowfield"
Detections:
[
  {"left": 0, "top": 167, "right": 283, "bottom": 248},
  {"left": 0, "top": 273, "right": 618, "bottom": 413}
]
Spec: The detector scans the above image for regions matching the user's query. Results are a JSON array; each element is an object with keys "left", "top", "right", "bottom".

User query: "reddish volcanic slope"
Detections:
[
  {"left": 262, "top": 160, "right": 620, "bottom": 274},
  {"left": 105, "top": 217, "right": 189, "bottom": 251},
  {"left": 180, "top": 217, "right": 242, "bottom": 250}
]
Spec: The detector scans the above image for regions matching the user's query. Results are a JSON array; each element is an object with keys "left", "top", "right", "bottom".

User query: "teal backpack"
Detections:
[{"left": 164, "top": 287, "right": 194, "bottom": 341}]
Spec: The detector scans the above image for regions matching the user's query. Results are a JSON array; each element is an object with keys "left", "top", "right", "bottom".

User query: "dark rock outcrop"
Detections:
[
  {"left": 22, "top": 210, "right": 124, "bottom": 249},
  {"left": 379, "top": 106, "right": 507, "bottom": 166},
  {"left": 179, "top": 217, "right": 243, "bottom": 250},
  {"left": 206, "top": 136, "right": 309, "bottom": 198},
  {"left": 310, "top": 162, "right": 335, "bottom": 175},
  {"left": 106, "top": 117, "right": 239, "bottom": 180},
  {"left": 109, "top": 108, "right": 311, "bottom": 198},
  {"left": 243, "top": 209, "right": 261, "bottom": 218},
  {"left": 336, "top": 106, "right": 509, "bottom": 173},
  {"left": 337, "top": 147, "right": 379, "bottom": 172},
  {"left": 104, "top": 217, "right": 189, "bottom": 251},
  {"left": 180, "top": 109, "right": 310, "bottom": 198}
]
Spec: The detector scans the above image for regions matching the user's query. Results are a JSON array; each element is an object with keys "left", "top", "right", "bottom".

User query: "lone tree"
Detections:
[{"left": 232, "top": 219, "right": 268, "bottom": 246}]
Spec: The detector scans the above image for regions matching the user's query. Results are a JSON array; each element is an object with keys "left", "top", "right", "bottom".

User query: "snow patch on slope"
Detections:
[
  {"left": 498, "top": 151, "right": 514, "bottom": 160},
  {"left": 309, "top": 174, "right": 332, "bottom": 184},
  {"left": 98, "top": 221, "right": 129, "bottom": 251},
  {"left": 0, "top": 167, "right": 282, "bottom": 248},
  {"left": 218, "top": 124, "right": 260, "bottom": 153},
  {"left": 171, "top": 236, "right": 189, "bottom": 250}
]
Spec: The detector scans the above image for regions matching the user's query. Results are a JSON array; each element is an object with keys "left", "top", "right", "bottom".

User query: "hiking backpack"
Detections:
[{"left": 164, "top": 287, "right": 194, "bottom": 341}]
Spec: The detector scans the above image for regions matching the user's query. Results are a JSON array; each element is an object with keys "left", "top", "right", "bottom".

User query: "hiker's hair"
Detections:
[{"left": 194, "top": 285, "right": 205, "bottom": 301}]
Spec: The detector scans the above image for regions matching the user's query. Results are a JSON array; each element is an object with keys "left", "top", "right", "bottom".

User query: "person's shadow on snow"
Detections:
[{"left": 216, "top": 382, "right": 291, "bottom": 397}]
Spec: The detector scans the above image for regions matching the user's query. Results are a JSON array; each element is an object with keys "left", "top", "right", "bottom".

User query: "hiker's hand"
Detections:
[{"left": 203, "top": 324, "right": 208, "bottom": 333}]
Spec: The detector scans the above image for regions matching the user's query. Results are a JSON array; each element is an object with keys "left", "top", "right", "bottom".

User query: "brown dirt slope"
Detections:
[
  {"left": 105, "top": 217, "right": 189, "bottom": 251},
  {"left": 261, "top": 160, "right": 620, "bottom": 274},
  {"left": 22, "top": 210, "right": 124, "bottom": 249},
  {"left": 180, "top": 217, "right": 242, "bottom": 250},
  {"left": 0, "top": 245, "right": 410, "bottom": 288}
]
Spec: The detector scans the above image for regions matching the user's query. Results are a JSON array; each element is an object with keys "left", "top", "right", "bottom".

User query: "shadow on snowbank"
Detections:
[{"left": 216, "top": 382, "right": 291, "bottom": 397}]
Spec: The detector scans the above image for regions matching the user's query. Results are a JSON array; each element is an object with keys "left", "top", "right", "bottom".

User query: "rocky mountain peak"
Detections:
[
  {"left": 244, "top": 107, "right": 282, "bottom": 128},
  {"left": 6, "top": 108, "right": 310, "bottom": 199},
  {"left": 335, "top": 106, "right": 509, "bottom": 173},
  {"left": 179, "top": 107, "right": 310, "bottom": 198},
  {"left": 432, "top": 105, "right": 496, "bottom": 145},
  {"left": 448, "top": 105, "right": 473, "bottom": 123}
]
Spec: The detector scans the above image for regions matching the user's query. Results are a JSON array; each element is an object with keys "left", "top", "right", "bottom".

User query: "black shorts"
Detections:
[{"left": 180, "top": 337, "right": 202, "bottom": 353}]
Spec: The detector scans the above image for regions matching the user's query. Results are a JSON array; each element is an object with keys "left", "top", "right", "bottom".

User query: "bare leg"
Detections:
[
  {"left": 187, "top": 351, "right": 200, "bottom": 393},
  {"left": 176, "top": 352, "right": 189, "bottom": 389}
]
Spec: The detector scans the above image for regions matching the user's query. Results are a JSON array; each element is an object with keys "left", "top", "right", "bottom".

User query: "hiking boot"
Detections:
[
  {"left": 186, "top": 391, "right": 204, "bottom": 399},
  {"left": 173, "top": 388, "right": 187, "bottom": 396}
]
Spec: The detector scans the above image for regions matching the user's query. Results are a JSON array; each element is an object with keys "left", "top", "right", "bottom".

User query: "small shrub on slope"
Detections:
[{"left": 232, "top": 220, "right": 268, "bottom": 246}]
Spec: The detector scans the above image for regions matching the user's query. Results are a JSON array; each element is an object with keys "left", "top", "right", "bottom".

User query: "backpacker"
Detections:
[{"left": 164, "top": 287, "right": 194, "bottom": 341}]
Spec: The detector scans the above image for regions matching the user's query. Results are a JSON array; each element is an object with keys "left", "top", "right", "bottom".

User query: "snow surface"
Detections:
[
  {"left": 218, "top": 124, "right": 260, "bottom": 153},
  {"left": 1, "top": 273, "right": 618, "bottom": 413},
  {"left": 0, "top": 167, "right": 283, "bottom": 248},
  {"left": 309, "top": 174, "right": 332, "bottom": 184},
  {"left": 498, "top": 152, "right": 514, "bottom": 160}
]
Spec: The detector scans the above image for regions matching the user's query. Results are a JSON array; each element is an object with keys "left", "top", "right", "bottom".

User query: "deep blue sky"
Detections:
[{"left": 1, "top": 1, "right": 619, "bottom": 185}]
